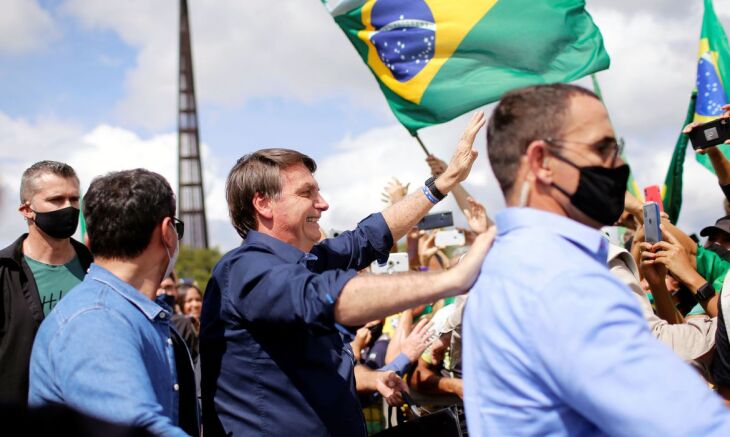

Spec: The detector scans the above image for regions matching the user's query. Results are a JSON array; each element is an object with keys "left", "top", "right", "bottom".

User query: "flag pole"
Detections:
[{"left": 413, "top": 133, "right": 431, "bottom": 156}]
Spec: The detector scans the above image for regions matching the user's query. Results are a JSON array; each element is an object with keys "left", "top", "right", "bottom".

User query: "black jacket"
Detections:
[{"left": 0, "top": 234, "right": 92, "bottom": 405}]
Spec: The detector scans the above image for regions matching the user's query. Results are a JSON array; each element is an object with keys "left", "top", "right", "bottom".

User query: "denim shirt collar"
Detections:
[
  {"left": 86, "top": 264, "right": 169, "bottom": 321},
  {"left": 245, "top": 230, "right": 318, "bottom": 264},
  {"left": 496, "top": 207, "right": 608, "bottom": 262}
]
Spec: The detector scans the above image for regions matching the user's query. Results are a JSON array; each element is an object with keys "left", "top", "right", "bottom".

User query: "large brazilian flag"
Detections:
[
  {"left": 323, "top": 0, "right": 610, "bottom": 133},
  {"left": 662, "top": 0, "right": 730, "bottom": 224}
]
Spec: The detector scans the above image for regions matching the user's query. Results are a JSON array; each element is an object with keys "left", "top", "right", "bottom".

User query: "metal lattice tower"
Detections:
[{"left": 178, "top": 0, "right": 208, "bottom": 248}]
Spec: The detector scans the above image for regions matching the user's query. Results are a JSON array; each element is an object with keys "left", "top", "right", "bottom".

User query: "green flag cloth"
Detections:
[
  {"left": 662, "top": 0, "right": 730, "bottom": 223},
  {"left": 694, "top": 0, "right": 730, "bottom": 173},
  {"left": 323, "top": 0, "right": 610, "bottom": 133},
  {"left": 662, "top": 93, "right": 697, "bottom": 224}
]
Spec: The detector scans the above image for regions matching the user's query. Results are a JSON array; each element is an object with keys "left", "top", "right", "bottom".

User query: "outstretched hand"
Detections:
[
  {"left": 447, "top": 226, "right": 497, "bottom": 294},
  {"left": 463, "top": 196, "right": 489, "bottom": 234},
  {"left": 375, "top": 371, "right": 408, "bottom": 406},
  {"left": 400, "top": 318, "right": 434, "bottom": 362},
  {"left": 435, "top": 112, "right": 486, "bottom": 193},
  {"left": 381, "top": 178, "right": 409, "bottom": 205}
]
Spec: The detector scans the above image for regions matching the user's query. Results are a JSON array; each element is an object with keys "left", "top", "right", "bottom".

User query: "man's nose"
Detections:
[{"left": 316, "top": 193, "right": 329, "bottom": 211}]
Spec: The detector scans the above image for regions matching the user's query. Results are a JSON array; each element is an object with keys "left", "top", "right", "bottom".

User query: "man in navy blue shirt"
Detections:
[{"left": 200, "top": 113, "right": 495, "bottom": 436}]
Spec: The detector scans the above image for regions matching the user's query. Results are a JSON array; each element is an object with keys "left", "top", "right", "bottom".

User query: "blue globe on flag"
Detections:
[
  {"left": 696, "top": 52, "right": 728, "bottom": 117},
  {"left": 370, "top": 0, "right": 435, "bottom": 82}
]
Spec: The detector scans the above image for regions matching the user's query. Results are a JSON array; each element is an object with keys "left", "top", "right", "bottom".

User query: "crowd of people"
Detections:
[{"left": 3, "top": 83, "right": 730, "bottom": 436}]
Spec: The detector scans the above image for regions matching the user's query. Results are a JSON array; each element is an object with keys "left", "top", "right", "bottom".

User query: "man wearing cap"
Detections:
[
  {"left": 0, "top": 161, "right": 92, "bottom": 406},
  {"left": 702, "top": 215, "right": 730, "bottom": 257}
]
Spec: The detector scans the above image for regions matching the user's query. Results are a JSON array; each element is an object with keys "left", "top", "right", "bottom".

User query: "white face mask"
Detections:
[{"left": 163, "top": 222, "right": 179, "bottom": 282}]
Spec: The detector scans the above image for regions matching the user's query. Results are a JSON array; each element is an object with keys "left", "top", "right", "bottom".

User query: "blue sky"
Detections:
[{"left": 2, "top": 0, "right": 730, "bottom": 251}]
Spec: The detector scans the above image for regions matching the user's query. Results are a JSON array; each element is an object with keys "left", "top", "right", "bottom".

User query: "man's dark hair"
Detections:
[
  {"left": 84, "top": 169, "right": 176, "bottom": 259},
  {"left": 20, "top": 160, "right": 79, "bottom": 203},
  {"left": 486, "top": 83, "right": 599, "bottom": 196},
  {"left": 226, "top": 148, "right": 316, "bottom": 238}
]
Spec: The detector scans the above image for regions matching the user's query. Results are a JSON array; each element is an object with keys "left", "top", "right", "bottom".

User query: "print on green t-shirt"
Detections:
[{"left": 25, "top": 256, "right": 85, "bottom": 316}]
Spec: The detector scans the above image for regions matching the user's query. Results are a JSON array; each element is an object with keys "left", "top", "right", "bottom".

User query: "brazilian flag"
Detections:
[
  {"left": 323, "top": 0, "right": 610, "bottom": 133},
  {"left": 663, "top": 0, "right": 730, "bottom": 224}
]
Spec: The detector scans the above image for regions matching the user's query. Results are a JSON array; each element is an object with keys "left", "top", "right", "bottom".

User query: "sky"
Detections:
[{"left": 1, "top": 0, "right": 730, "bottom": 252}]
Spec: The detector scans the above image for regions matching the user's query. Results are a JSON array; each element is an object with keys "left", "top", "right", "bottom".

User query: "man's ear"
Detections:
[
  {"left": 525, "top": 140, "right": 552, "bottom": 185},
  {"left": 18, "top": 202, "right": 34, "bottom": 221},
  {"left": 160, "top": 217, "right": 177, "bottom": 248},
  {"left": 252, "top": 192, "right": 274, "bottom": 220}
]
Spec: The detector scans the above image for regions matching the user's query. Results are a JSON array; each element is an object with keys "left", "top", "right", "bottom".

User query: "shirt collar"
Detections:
[
  {"left": 245, "top": 230, "right": 314, "bottom": 264},
  {"left": 495, "top": 208, "right": 608, "bottom": 262},
  {"left": 86, "top": 264, "right": 169, "bottom": 322}
]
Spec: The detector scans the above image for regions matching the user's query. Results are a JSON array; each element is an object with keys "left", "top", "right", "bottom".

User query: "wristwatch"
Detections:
[
  {"left": 695, "top": 281, "right": 715, "bottom": 301},
  {"left": 424, "top": 176, "right": 446, "bottom": 201}
]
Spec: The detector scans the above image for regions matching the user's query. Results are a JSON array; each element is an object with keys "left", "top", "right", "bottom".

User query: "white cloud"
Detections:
[
  {"left": 61, "top": 0, "right": 385, "bottom": 130},
  {"left": 0, "top": 0, "right": 58, "bottom": 54},
  {"left": 316, "top": 112, "right": 505, "bottom": 234},
  {"left": 0, "top": 113, "right": 239, "bottom": 252}
]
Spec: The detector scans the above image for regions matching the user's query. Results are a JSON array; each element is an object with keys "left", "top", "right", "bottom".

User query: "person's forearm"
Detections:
[
  {"left": 354, "top": 364, "right": 379, "bottom": 393},
  {"left": 646, "top": 278, "right": 684, "bottom": 324},
  {"left": 676, "top": 270, "right": 718, "bottom": 317},
  {"left": 707, "top": 147, "right": 730, "bottom": 185},
  {"left": 382, "top": 172, "right": 460, "bottom": 242},
  {"left": 334, "top": 270, "right": 456, "bottom": 326},
  {"left": 410, "top": 361, "right": 462, "bottom": 397}
]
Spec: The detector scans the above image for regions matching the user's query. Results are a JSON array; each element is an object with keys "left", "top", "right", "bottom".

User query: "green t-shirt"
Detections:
[
  {"left": 686, "top": 245, "right": 730, "bottom": 316},
  {"left": 25, "top": 256, "right": 85, "bottom": 316}
]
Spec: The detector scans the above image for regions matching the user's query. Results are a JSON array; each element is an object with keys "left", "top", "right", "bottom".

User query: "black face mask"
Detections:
[
  {"left": 550, "top": 155, "right": 630, "bottom": 226},
  {"left": 156, "top": 293, "right": 177, "bottom": 310},
  {"left": 32, "top": 206, "right": 80, "bottom": 239}
]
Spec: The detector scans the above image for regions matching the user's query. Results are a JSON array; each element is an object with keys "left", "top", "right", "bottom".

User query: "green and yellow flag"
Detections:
[
  {"left": 323, "top": 0, "right": 610, "bottom": 133},
  {"left": 663, "top": 0, "right": 730, "bottom": 223}
]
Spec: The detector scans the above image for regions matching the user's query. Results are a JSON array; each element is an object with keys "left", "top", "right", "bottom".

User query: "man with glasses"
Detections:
[
  {"left": 29, "top": 169, "right": 197, "bottom": 437},
  {"left": 462, "top": 84, "right": 730, "bottom": 436}
]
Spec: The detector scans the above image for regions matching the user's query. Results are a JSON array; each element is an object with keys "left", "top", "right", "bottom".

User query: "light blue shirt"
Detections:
[
  {"left": 29, "top": 264, "right": 188, "bottom": 437},
  {"left": 463, "top": 208, "right": 730, "bottom": 436}
]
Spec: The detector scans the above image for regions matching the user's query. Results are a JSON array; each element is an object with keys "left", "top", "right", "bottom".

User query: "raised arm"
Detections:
[
  {"left": 686, "top": 104, "right": 730, "bottom": 186},
  {"left": 334, "top": 228, "right": 495, "bottom": 326},
  {"left": 381, "top": 112, "right": 485, "bottom": 241},
  {"left": 427, "top": 154, "right": 494, "bottom": 230}
]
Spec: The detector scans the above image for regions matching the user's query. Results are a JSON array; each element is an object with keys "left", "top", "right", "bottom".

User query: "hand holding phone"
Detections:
[{"left": 643, "top": 202, "right": 662, "bottom": 244}]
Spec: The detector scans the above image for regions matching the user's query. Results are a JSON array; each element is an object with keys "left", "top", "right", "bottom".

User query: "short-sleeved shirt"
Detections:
[
  {"left": 24, "top": 255, "right": 84, "bottom": 316},
  {"left": 200, "top": 213, "right": 392, "bottom": 437}
]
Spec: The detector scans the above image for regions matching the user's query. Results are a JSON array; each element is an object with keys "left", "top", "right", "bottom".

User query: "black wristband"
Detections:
[
  {"left": 424, "top": 176, "right": 446, "bottom": 201},
  {"left": 695, "top": 281, "right": 715, "bottom": 301}
]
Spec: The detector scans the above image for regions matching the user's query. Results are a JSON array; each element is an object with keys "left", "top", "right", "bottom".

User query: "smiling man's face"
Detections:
[{"left": 270, "top": 162, "right": 330, "bottom": 252}]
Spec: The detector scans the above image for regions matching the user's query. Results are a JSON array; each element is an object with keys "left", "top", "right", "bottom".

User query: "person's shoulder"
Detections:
[
  {"left": 0, "top": 234, "right": 27, "bottom": 266},
  {"left": 69, "top": 238, "right": 93, "bottom": 268}
]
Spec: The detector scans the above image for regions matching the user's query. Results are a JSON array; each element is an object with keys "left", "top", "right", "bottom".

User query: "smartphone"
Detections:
[
  {"left": 371, "top": 252, "right": 409, "bottom": 274},
  {"left": 643, "top": 185, "right": 663, "bottom": 212},
  {"left": 417, "top": 211, "right": 453, "bottom": 231},
  {"left": 643, "top": 202, "right": 662, "bottom": 244},
  {"left": 435, "top": 229, "right": 465, "bottom": 248},
  {"left": 688, "top": 117, "right": 730, "bottom": 150}
]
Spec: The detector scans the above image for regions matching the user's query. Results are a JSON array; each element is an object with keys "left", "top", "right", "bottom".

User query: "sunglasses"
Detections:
[{"left": 171, "top": 217, "right": 185, "bottom": 240}]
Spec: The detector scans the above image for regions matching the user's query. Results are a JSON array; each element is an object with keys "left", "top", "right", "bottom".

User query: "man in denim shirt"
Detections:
[
  {"left": 201, "top": 114, "right": 496, "bottom": 437},
  {"left": 29, "top": 169, "right": 197, "bottom": 437}
]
